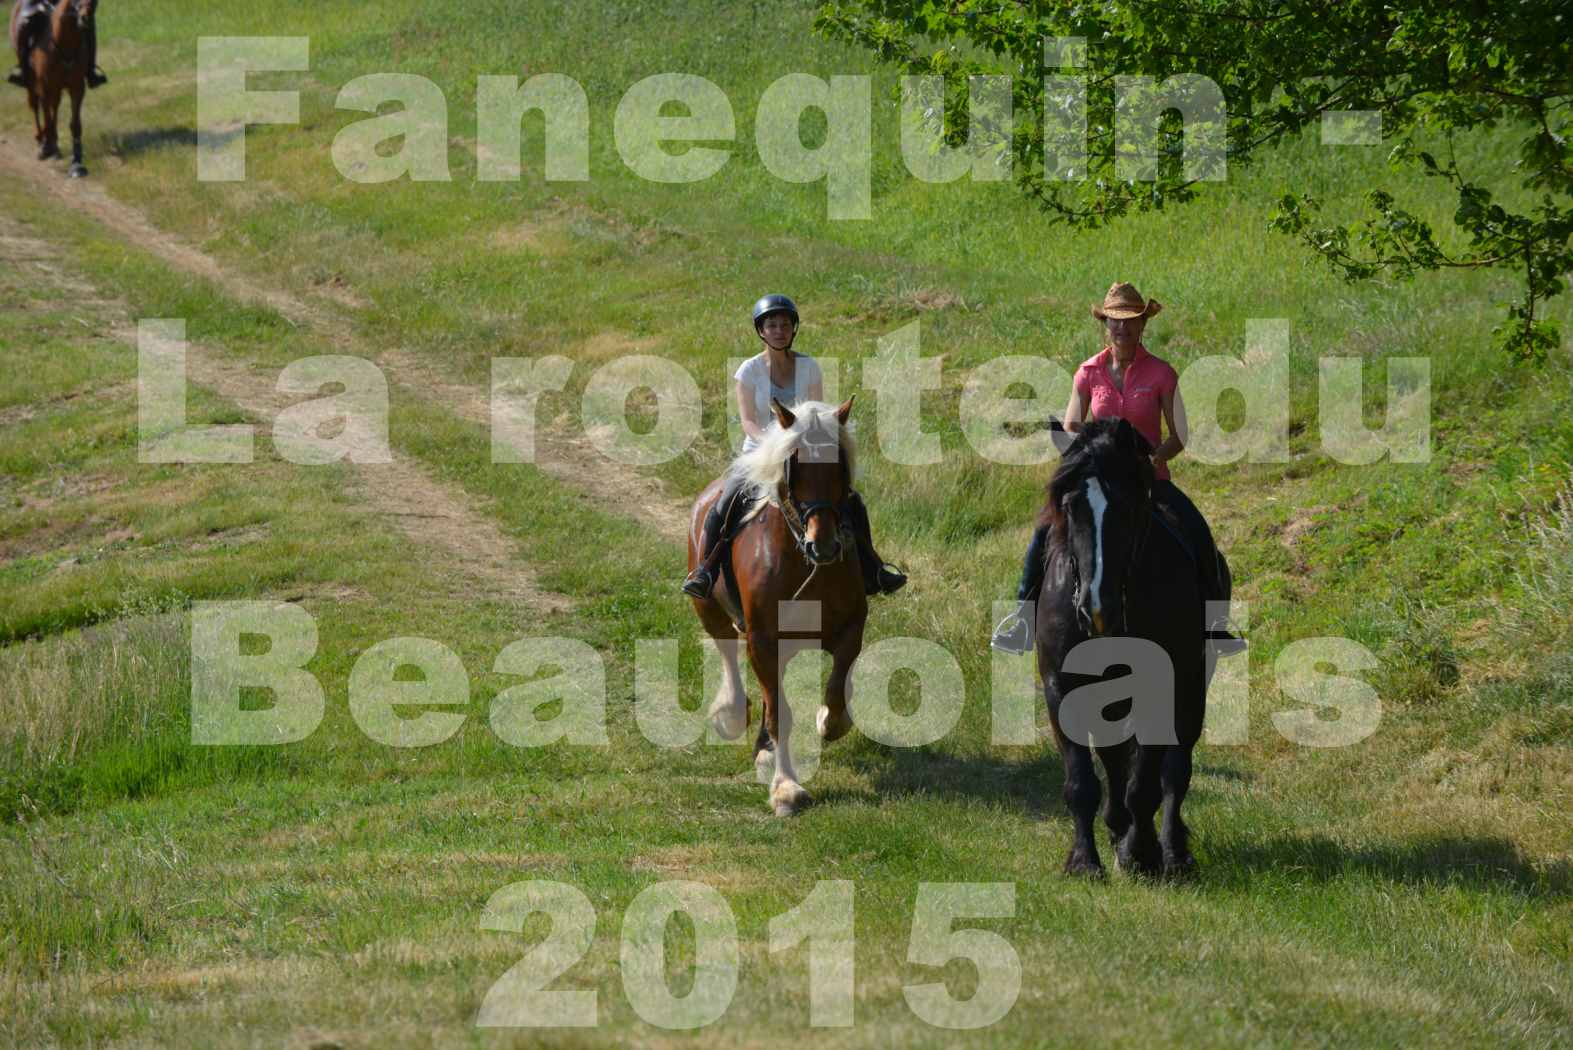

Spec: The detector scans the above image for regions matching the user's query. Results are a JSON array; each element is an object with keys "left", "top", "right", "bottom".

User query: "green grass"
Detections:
[{"left": 0, "top": 1, "right": 1569, "bottom": 1046}]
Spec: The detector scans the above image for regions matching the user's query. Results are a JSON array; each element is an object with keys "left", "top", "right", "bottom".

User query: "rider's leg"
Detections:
[
  {"left": 1017, "top": 522, "right": 1051, "bottom": 601},
  {"left": 682, "top": 475, "right": 745, "bottom": 598},
  {"left": 8, "top": 21, "right": 30, "bottom": 87},
  {"left": 846, "top": 490, "right": 906, "bottom": 595},
  {"left": 990, "top": 521, "right": 1050, "bottom": 653},
  {"left": 84, "top": 19, "right": 105, "bottom": 87},
  {"left": 1151, "top": 480, "right": 1230, "bottom": 632}
]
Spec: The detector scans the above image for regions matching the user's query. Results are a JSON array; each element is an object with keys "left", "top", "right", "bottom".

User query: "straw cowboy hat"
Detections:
[{"left": 1092, "top": 282, "right": 1163, "bottom": 320}]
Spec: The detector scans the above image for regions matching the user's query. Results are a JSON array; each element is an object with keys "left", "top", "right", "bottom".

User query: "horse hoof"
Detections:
[
  {"left": 1162, "top": 852, "right": 1197, "bottom": 880},
  {"left": 1063, "top": 851, "right": 1106, "bottom": 878},
  {"left": 771, "top": 780, "right": 811, "bottom": 817},
  {"left": 708, "top": 695, "right": 746, "bottom": 741},
  {"left": 1115, "top": 845, "right": 1163, "bottom": 879},
  {"left": 67, "top": 163, "right": 87, "bottom": 179},
  {"left": 816, "top": 705, "right": 852, "bottom": 743}
]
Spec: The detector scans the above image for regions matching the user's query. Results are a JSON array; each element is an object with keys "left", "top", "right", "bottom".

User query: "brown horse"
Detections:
[
  {"left": 687, "top": 397, "right": 867, "bottom": 816},
  {"left": 11, "top": 0, "right": 96, "bottom": 175}
]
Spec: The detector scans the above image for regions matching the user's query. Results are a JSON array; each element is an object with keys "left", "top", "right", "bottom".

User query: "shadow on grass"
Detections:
[
  {"left": 825, "top": 742, "right": 1068, "bottom": 820},
  {"left": 105, "top": 126, "right": 239, "bottom": 159},
  {"left": 1207, "top": 832, "right": 1573, "bottom": 895}
]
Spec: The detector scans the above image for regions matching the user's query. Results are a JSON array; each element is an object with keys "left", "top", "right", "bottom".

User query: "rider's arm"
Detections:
[
  {"left": 737, "top": 376, "right": 768, "bottom": 443},
  {"left": 1063, "top": 384, "right": 1091, "bottom": 433},
  {"left": 1153, "top": 385, "right": 1187, "bottom": 465}
]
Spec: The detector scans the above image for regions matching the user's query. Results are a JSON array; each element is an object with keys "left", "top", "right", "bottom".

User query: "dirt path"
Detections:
[
  {"left": 1, "top": 208, "right": 569, "bottom": 614},
  {"left": 0, "top": 143, "right": 690, "bottom": 544}
]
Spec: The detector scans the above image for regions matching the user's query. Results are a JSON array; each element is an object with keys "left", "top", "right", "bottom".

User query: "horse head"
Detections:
[
  {"left": 771, "top": 395, "right": 855, "bottom": 566},
  {"left": 1044, "top": 416, "right": 1155, "bottom": 636},
  {"left": 51, "top": 0, "right": 96, "bottom": 29}
]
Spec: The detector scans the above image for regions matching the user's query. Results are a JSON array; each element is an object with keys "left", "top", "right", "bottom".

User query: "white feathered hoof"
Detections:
[
  {"left": 817, "top": 704, "right": 853, "bottom": 743},
  {"left": 708, "top": 694, "right": 746, "bottom": 740},
  {"left": 771, "top": 778, "right": 812, "bottom": 817}
]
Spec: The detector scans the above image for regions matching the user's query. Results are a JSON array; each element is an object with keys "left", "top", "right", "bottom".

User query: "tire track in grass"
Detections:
[
  {"left": 0, "top": 145, "right": 690, "bottom": 544},
  {"left": 0, "top": 208, "right": 569, "bottom": 616}
]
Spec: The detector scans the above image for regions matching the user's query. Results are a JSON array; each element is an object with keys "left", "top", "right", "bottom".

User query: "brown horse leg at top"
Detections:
[
  {"left": 13, "top": 0, "right": 96, "bottom": 176},
  {"left": 686, "top": 397, "right": 868, "bottom": 816}
]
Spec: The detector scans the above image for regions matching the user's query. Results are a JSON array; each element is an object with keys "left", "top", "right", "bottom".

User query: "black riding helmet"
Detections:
[{"left": 752, "top": 294, "right": 799, "bottom": 333}]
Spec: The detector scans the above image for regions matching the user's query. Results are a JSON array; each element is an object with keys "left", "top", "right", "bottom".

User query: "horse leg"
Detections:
[
  {"left": 39, "top": 81, "right": 59, "bottom": 160},
  {"left": 1096, "top": 742, "right": 1133, "bottom": 851},
  {"left": 1159, "top": 745, "right": 1196, "bottom": 877},
  {"left": 1161, "top": 666, "right": 1206, "bottom": 877},
  {"left": 752, "top": 716, "right": 774, "bottom": 785},
  {"left": 29, "top": 85, "right": 44, "bottom": 150},
  {"left": 1116, "top": 745, "right": 1164, "bottom": 877},
  {"left": 66, "top": 80, "right": 85, "bottom": 176},
  {"left": 817, "top": 619, "right": 863, "bottom": 743},
  {"left": 1047, "top": 674, "right": 1104, "bottom": 876},
  {"left": 705, "top": 635, "right": 748, "bottom": 741},
  {"left": 748, "top": 629, "right": 809, "bottom": 816}
]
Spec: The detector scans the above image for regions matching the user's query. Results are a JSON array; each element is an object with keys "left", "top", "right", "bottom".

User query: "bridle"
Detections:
[
  {"left": 776, "top": 427, "right": 854, "bottom": 598},
  {"left": 1061, "top": 475, "right": 1154, "bottom": 636}
]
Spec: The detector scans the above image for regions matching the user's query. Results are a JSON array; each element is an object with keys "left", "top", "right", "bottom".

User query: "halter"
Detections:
[
  {"left": 778, "top": 450, "right": 853, "bottom": 554},
  {"left": 1061, "top": 479, "right": 1154, "bottom": 635},
  {"left": 776, "top": 428, "right": 854, "bottom": 599}
]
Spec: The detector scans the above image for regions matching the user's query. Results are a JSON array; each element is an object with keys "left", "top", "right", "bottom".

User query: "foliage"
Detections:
[{"left": 815, "top": 0, "right": 1573, "bottom": 360}]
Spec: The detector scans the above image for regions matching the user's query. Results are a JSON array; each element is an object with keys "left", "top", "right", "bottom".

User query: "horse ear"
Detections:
[
  {"left": 1049, "top": 415, "right": 1075, "bottom": 456},
  {"left": 771, "top": 397, "right": 796, "bottom": 429},
  {"left": 834, "top": 395, "right": 854, "bottom": 425}
]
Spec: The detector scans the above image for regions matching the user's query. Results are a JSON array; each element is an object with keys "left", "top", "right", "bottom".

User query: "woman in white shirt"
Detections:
[{"left": 682, "top": 294, "right": 906, "bottom": 599}]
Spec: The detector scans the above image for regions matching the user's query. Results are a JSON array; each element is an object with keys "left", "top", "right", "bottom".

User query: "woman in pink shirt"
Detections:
[{"left": 992, "top": 282, "right": 1228, "bottom": 652}]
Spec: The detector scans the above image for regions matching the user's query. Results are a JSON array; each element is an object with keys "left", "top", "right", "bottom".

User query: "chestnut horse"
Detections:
[
  {"left": 11, "top": 0, "right": 95, "bottom": 175},
  {"left": 687, "top": 397, "right": 866, "bottom": 816},
  {"left": 1037, "top": 417, "right": 1230, "bottom": 878}
]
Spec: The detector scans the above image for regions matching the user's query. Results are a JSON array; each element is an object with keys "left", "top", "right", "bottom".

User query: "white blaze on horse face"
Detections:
[{"left": 1085, "top": 478, "right": 1108, "bottom": 617}]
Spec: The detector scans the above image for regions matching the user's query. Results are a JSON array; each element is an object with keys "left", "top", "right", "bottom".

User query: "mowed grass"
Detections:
[{"left": 0, "top": 1, "right": 1570, "bottom": 1047}]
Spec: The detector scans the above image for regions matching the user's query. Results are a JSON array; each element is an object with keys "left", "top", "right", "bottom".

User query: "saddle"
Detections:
[{"left": 704, "top": 483, "right": 762, "bottom": 636}]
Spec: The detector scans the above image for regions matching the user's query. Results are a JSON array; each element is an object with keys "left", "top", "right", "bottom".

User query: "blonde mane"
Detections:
[{"left": 727, "top": 401, "right": 858, "bottom": 507}]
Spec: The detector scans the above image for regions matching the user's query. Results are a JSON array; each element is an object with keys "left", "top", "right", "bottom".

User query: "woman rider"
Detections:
[
  {"left": 682, "top": 294, "right": 907, "bottom": 600},
  {"left": 8, "top": 0, "right": 108, "bottom": 89},
  {"left": 991, "top": 282, "right": 1229, "bottom": 653}
]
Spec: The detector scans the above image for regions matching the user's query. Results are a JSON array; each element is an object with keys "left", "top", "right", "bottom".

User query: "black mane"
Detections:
[{"left": 1039, "top": 418, "right": 1155, "bottom": 529}]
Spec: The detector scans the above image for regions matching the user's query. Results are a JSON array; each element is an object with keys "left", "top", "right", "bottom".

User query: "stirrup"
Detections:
[
  {"left": 876, "top": 565, "right": 907, "bottom": 594},
  {"left": 1208, "top": 633, "right": 1248, "bottom": 657},
  {"left": 990, "top": 602, "right": 1034, "bottom": 654},
  {"left": 681, "top": 568, "right": 714, "bottom": 600}
]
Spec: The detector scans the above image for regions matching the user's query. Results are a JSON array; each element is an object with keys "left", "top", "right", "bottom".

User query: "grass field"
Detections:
[{"left": 1, "top": 1, "right": 1570, "bottom": 1046}]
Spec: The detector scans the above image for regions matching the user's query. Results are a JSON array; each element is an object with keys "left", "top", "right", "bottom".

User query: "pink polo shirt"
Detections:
[{"left": 1073, "top": 344, "right": 1179, "bottom": 480}]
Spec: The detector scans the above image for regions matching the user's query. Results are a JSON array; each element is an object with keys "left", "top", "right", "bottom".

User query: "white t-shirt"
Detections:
[{"left": 735, "top": 352, "right": 823, "bottom": 452}]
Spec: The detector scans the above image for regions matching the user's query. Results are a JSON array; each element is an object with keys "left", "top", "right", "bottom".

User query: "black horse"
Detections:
[{"left": 1036, "top": 417, "right": 1227, "bottom": 878}]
